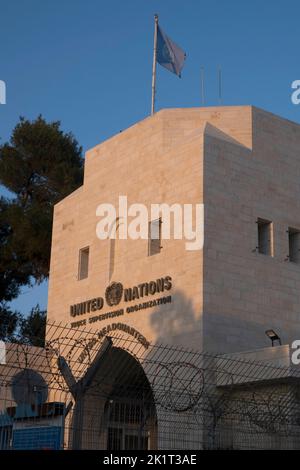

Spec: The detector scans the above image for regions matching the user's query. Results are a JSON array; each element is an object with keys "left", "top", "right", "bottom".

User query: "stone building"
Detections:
[
  {"left": 2, "top": 106, "right": 300, "bottom": 450},
  {"left": 48, "top": 105, "right": 300, "bottom": 352}
]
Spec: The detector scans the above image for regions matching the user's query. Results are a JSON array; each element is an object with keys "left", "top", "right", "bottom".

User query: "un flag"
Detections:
[{"left": 156, "top": 25, "right": 186, "bottom": 77}]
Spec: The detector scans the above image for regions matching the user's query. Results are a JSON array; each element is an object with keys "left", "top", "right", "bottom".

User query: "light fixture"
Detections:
[{"left": 265, "top": 329, "right": 281, "bottom": 347}]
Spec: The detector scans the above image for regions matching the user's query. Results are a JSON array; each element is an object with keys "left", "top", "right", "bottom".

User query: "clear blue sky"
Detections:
[{"left": 1, "top": 0, "right": 300, "bottom": 314}]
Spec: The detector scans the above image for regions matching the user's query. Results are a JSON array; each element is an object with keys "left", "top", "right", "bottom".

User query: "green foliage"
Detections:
[
  {"left": 0, "top": 303, "right": 20, "bottom": 341},
  {"left": 0, "top": 115, "right": 83, "bottom": 298},
  {"left": 0, "top": 115, "right": 83, "bottom": 206},
  {"left": 0, "top": 197, "right": 32, "bottom": 301},
  {"left": 0, "top": 115, "right": 83, "bottom": 345},
  {"left": 19, "top": 305, "right": 46, "bottom": 347},
  {"left": 0, "top": 303, "right": 46, "bottom": 346}
]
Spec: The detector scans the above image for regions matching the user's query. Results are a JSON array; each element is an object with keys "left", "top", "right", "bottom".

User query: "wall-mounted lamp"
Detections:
[{"left": 265, "top": 329, "right": 281, "bottom": 347}]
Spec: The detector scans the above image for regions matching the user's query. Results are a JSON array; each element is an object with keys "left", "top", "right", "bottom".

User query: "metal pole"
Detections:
[
  {"left": 218, "top": 66, "right": 222, "bottom": 105},
  {"left": 151, "top": 14, "right": 158, "bottom": 115},
  {"left": 200, "top": 67, "right": 205, "bottom": 106}
]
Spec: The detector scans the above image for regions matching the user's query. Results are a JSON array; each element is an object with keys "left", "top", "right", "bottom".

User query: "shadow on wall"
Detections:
[
  {"left": 202, "top": 310, "right": 286, "bottom": 354},
  {"left": 149, "top": 289, "right": 201, "bottom": 349}
]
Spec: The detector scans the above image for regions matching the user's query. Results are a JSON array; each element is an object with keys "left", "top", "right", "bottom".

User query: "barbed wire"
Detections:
[{"left": 1, "top": 320, "right": 300, "bottom": 449}]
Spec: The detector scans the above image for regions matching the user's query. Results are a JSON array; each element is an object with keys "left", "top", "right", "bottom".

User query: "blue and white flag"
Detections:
[{"left": 156, "top": 25, "right": 186, "bottom": 78}]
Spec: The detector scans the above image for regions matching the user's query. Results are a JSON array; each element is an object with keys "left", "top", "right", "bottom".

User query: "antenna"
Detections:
[
  {"left": 218, "top": 66, "right": 222, "bottom": 105},
  {"left": 200, "top": 67, "right": 205, "bottom": 106}
]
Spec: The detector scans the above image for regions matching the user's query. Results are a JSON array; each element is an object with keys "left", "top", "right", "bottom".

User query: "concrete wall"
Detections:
[
  {"left": 47, "top": 105, "right": 300, "bottom": 356},
  {"left": 203, "top": 107, "right": 300, "bottom": 352},
  {"left": 47, "top": 108, "right": 211, "bottom": 349}
]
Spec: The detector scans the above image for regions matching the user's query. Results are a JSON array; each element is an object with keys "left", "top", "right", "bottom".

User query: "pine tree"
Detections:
[
  {"left": 0, "top": 115, "right": 83, "bottom": 288},
  {"left": 19, "top": 305, "right": 46, "bottom": 347}
]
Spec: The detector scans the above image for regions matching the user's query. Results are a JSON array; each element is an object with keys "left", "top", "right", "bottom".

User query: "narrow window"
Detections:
[
  {"left": 288, "top": 227, "right": 300, "bottom": 263},
  {"left": 78, "top": 247, "right": 89, "bottom": 280},
  {"left": 257, "top": 219, "right": 273, "bottom": 256},
  {"left": 148, "top": 219, "right": 162, "bottom": 256}
]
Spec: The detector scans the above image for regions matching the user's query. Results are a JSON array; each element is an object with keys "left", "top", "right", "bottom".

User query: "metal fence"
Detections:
[{"left": 0, "top": 321, "right": 300, "bottom": 450}]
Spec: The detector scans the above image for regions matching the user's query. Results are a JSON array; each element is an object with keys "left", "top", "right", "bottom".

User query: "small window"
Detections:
[
  {"left": 257, "top": 218, "right": 273, "bottom": 256},
  {"left": 78, "top": 247, "right": 89, "bottom": 280},
  {"left": 148, "top": 219, "right": 162, "bottom": 256},
  {"left": 288, "top": 227, "right": 300, "bottom": 263}
]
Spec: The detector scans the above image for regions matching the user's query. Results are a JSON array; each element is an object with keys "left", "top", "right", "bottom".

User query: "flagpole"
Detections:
[{"left": 151, "top": 14, "right": 158, "bottom": 115}]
